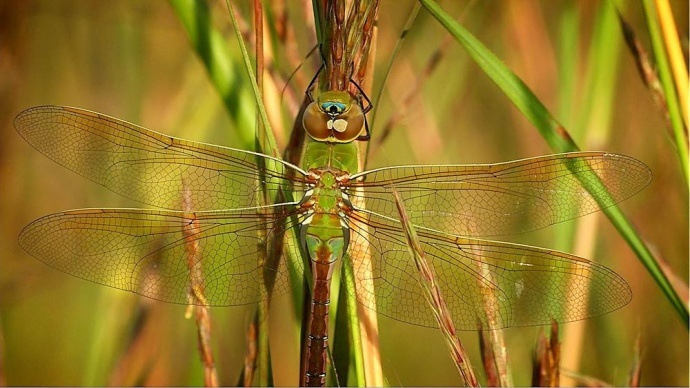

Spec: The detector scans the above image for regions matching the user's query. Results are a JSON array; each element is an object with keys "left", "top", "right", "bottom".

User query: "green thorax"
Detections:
[{"left": 301, "top": 138, "right": 359, "bottom": 173}]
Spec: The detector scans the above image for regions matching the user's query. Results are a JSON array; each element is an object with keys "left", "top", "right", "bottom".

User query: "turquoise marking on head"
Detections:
[{"left": 321, "top": 102, "right": 347, "bottom": 114}]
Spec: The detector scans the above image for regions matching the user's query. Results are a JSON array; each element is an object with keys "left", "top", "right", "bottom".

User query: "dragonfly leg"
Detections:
[
  {"left": 347, "top": 78, "right": 372, "bottom": 141},
  {"left": 306, "top": 62, "right": 325, "bottom": 102}
]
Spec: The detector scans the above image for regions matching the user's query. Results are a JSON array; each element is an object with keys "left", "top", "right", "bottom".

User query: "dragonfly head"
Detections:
[{"left": 303, "top": 91, "right": 365, "bottom": 143}]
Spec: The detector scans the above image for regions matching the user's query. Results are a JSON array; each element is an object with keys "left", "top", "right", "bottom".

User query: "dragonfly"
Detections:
[{"left": 16, "top": 96, "right": 650, "bottom": 386}]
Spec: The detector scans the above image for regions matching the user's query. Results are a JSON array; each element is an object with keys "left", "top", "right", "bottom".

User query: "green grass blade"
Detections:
[
  {"left": 641, "top": 0, "right": 689, "bottom": 186},
  {"left": 169, "top": 0, "right": 257, "bottom": 149},
  {"left": 418, "top": 0, "right": 689, "bottom": 325}
]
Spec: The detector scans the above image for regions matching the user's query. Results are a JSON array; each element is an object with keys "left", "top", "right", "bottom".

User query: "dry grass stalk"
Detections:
[
  {"left": 242, "top": 320, "right": 258, "bottom": 386},
  {"left": 478, "top": 326, "right": 512, "bottom": 387},
  {"left": 531, "top": 321, "right": 560, "bottom": 387},
  {"left": 617, "top": 11, "right": 672, "bottom": 129},
  {"left": 479, "top": 329, "right": 500, "bottom": 386},
  {"left": 628, "top": 332, "right": 642, "bottom": 387},
  {"left": 654, "top": 249, "right": 689, "bottom": 305},
  {"left": 474, "top": 243, "right": 513, "bottom": 386},
  {"left": 560, "top": 370, "right": 612, "bottom": 387},
  {"left": 182, "top": 184, "right": 218, "bottom": 387},
  {"left": 392, "top": 189, "right": 479, "bottom": 387}
]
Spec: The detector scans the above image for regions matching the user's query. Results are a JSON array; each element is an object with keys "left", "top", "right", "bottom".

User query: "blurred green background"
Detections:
[{"left": 0, "top": 0, "right": 687, "bottom": 386}]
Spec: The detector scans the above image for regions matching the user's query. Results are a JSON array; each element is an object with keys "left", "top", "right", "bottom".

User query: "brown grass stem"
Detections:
[
  {"left": 392, "top": 189, "right": 478, "bottom": 387},
  {"left": 479, "top": 327, "right": 512, "bottom": 387},
  {"left": 628, "top": 332, "right": 642, "bottom": 387},
  {"left": 531, "top": 321, "right": 560, "bottom": 387},
  {"left": 242, "top": 320, "right": 258, "bottom": 386},
  {"left": 655, "top": 252, "right": 689, "bottom": 306},
  {"left": 475, "top": 255, "right": 513, "bottom": 387},
  {"left": 182, "top": 185, "right": 218, "bottom": 388},
  {"left": 617, "top": 11, "right": 672, "bottom": 129},
  {"left": 560, "top": 369, "right": 612, "bottom": 387},
  {"left": 478, "top": 329, "right": 499, "bottom": 386}
]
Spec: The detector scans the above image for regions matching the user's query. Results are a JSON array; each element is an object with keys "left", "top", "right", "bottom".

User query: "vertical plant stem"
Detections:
[{"left": 252, "top": 1, "right": 272, "bottom": 386}]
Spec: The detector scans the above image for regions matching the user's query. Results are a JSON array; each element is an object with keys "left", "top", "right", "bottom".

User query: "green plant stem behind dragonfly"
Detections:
[{"left": 16, "top": 98, "right": 650, "bottom": 385}]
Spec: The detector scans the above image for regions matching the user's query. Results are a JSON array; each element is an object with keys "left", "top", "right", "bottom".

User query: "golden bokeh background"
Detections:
[{"left": 0, "top": 1, "right": 687, "bottom": 386}]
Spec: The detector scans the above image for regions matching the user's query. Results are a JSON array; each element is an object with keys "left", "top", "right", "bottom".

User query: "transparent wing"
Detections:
[
  {"left": 18, "top": 206, "right": 306, "bottom": 306},
  {"left": 348, "top": 152, "right": 651, "bottom": 237},
  {"left": 344, "top": 210, "right": 631, "bottom": 329},
  {"left": 14, "top": 105, "right": 307, "bottom": 211}
]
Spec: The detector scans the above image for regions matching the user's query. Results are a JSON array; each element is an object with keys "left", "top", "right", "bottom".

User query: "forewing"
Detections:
[
  {"left": 348, "top": 152, "right": 651, "bottom": 237},
  {"left": 344, "top": 211, "right": 631, "bottom": 329},
  {"left": 18, "top": 207, "right": 305, "bottom": 306},
  {"left": 15, "top": 105, "right": 307, "bottom": 211}
]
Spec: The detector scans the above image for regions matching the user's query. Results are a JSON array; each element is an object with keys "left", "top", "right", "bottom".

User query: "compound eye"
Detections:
[
  {"left": 303, "top": 101, "right": 331, "bottom": 141},
  {"left": 332, "top": 103, "right": 364, "bottom": 142}
]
